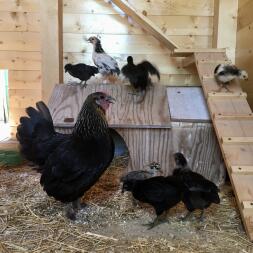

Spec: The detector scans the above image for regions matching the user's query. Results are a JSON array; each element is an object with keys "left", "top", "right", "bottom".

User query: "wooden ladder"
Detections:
[{"left": 173, "top": 49, "right": 253, "bottom": 241}]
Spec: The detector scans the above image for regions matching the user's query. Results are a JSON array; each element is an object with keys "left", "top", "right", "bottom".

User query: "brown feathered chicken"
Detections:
[
  {"left": 87, "top": 36, "right": 120, "bottom": 83},
  {"left": 16, "top": 92, "right": 116, "bottom": 220}
]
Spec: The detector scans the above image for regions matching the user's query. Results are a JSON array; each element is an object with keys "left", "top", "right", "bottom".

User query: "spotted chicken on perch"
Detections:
[
  {"left": 214, "top": 64, "right": 248, "bottom": 92},
  {"left": 87, "top": 36, "right": 120, "bottom": 83}
]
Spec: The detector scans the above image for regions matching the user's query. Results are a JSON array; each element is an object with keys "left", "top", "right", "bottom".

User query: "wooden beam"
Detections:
[
  {"left": 40, "top": 0, "right": 63, "bottom": 103},
  {"left": 221, "top": 137, "right": 253, "bottom": 144},
  {"left": 172, "top": 48, "right": 226, "bottom": 57},
  {"left": 110, "top": 0, "right": 178, "bottom": 50},
  {"left": 207, "top": 92, "right": 247, "bottom": 98},
  {"left": 213, "top": 113, "right": 253, "bottom": 120},
  {"left": 212, "top": 0, "right": 239, "bottom": 62}
]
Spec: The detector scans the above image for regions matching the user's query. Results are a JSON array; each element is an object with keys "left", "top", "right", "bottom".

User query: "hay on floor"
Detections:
[{"left": 0, "top": 160, "right": 252, "bottom": 253}]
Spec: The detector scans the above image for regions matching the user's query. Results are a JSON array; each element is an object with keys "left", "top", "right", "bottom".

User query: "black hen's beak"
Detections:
[{"left": 106, "top": 95, "right": 116, "bottom": 104}]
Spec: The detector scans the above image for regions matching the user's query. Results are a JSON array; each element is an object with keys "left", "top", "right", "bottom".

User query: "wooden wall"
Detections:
[
  {"left": 63, "top": 0, "right": 215, "bottom": 86},
  {"left": 0, "top": 0, "right": 42, "bottom": 137},
  {"left": 236, "top": 0, "right": 253, "bottom": 108}
]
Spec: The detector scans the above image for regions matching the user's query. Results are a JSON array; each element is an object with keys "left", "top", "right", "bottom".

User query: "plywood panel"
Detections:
[
  {"left": 0, "top": 51, "right": 41, "bottom": 70},
  {"left": 49, "top": 83, "right": 171, "bottom": 128},
  {"left": 63, "top": 0, "right": 214, "bottom": 16},
  {"left": 0, "top": 12, "right": 40, "bottom": 32},
  {"left": 0, "top": 31, "right": 40, "bottom": 51},
  {"left": 237, "top": 0, "right": 253, "bottom": 30},
  {"left": 63, "top": 14, "right": 213, "bottom": 36}
]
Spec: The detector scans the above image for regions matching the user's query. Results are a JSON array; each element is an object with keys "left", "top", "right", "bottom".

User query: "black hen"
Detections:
[
  {"left": 123, "top": 176, "right": 182, "bottom": 229},
  {"left": 65, "top": 63, "right": 98, "bottom": 88},
  {"left": 173, "top": 152, "right": 220, "bottom": 221},
  {"left": 121, "top": 56, "right": 160, "bottom": 103},
  {"left": 17, "top": 92, "right": 117, "bottom": 220}
]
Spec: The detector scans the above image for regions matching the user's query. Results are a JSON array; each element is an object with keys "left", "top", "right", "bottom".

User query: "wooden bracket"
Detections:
[
  {"left": 182, "top": 55, "right": 195, "bottom": 67},
  {"left": 231, "top": 166, "right": 253, "bottom": 175},
  {"left": 221, "top": 137, "right": 253, "bottom": 144},
  {"left": 213, "top": 113, "right": 253, "bottom": 120},
  {"left": 110, "top": 0, "right": 178, "bottom": 50},
  {"left": 208, "top": 92, "right": 247, "bottom": 98}
]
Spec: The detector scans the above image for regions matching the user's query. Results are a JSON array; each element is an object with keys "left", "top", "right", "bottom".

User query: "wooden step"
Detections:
[
  {"left": 221, "top": 137, "right": 253, "bottom": 144},
  {"left": 172, "top": 48, "right": 226, "bottom": 57},
  {"left": 208, "top": 92, "right": 247, "bottom": 98},
  {"left": 213, "top": 113, "right": 253, "bottom": 120},
  {"left": 231, "top": 166, "right": 253, "bottom": 175}
]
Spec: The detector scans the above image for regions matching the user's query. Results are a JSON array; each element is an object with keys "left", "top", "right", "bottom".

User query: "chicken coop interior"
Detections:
[{"left": 0, "top": 0, "right": 253, "bottom": 252}]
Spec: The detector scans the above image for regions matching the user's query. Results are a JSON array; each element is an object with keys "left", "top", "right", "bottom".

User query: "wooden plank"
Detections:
[
  {"left": 213, "top": 113, "right": 253, "bottom": 120},
  {"left": 207, "top": 92, "right": 247, "bottom": 98},
  {"left": 63, "top": 0, "right": 214, "bottom": 16},
  {"left": 63, "top": 13, "right": 213, "bottom": 36},
  {"left": 0, "top": 0, "right": 39, "bottom": 12},
  {"left": 0, "top": 11, "right": 40, "bottom": 32},
  {"left": 231, "top": 166, "right": 253, "bottom": 175},
  {"left": 172, "top": 48, "right": 226, "bottom": 57},
  {"left": 167, "top": 87, "right": 210, "bottom": 122},
  {"left": 222, "top": 137, "right": 253, "bottom": 144},
  {"left": 237, "top": 0, "right": 253, "bottom": 30},
  {"left": 0, "top": 139, "right": 18, "bottom": 151},
  {"left": 48, "top": 83, "right": 171, "bottom": 128},
  {"left": 0, "top": 51, "right": 41, "bottom": 71},
  {"left": 40, "top": 0, "right": 63, "bottom": 103},
  {"left": 242, "top": 201, "right": 253, "bottom": 216},
  {"left": 0, "top": 31, "right": 40, "bottom": 51},
  {"left": 110, "top": 0, "right": 178, "bottom": 50}
]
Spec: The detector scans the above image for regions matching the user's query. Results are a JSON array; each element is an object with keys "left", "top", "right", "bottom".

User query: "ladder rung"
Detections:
[
  {"left": 222, "top": 137, "right": 253, "bottom": 144},
  {"left": 242, "top": 201, "right": 253, "bottom": 216},
  {"left": 213, "top": 113, "right": 253, "bottom": 120},
  {"left": 208, "top": 92, "right": 247, "bottom": 98},
  {"left": 231, "top": 166, "right": 253, "bottom": 174}
]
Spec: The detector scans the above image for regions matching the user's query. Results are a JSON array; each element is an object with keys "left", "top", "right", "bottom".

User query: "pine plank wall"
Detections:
[
  {"left": 0, "top": 0, "right": 244, "bottom": 138},
  {"left": 236, "top": 0, "right": 253, "bottom": 109}
]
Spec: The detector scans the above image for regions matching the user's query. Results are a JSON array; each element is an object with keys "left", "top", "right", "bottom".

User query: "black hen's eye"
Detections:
[{"left": 100, "top": 95, "right": 105, "bottom": 99}]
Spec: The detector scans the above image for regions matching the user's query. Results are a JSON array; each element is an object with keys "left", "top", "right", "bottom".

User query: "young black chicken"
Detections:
[
  {"left": 16, "top": 92, "right": 116, "bottom": 220},
  {"left": 123, "top": 175, "right": 182, "bottom": 229},
  {"left": 64, "top": 63, "right": 98, "bottom": 88},
  {"left": 121, "top": 56, "right": 160, "bottom": 103},
  {"left": 173, "top": 152, "right": 220, "bottom": 221}
]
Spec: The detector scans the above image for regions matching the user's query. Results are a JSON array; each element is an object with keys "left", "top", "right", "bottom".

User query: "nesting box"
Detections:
[{"left": 48, "top": 83, "right": 225, "bottom": 184}]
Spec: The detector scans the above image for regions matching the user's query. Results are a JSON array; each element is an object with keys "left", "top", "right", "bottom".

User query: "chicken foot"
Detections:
[
  {"left": 65, "top": 198, "right": 87, "bottom": 220},
  {"left": 143, "top": 212, "right": 169, "bottom": 230}
]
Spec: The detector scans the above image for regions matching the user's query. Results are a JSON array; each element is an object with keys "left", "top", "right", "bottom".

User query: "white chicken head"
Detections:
[{"left": 87, "top": 36, "right": 101, "bottom": 45}]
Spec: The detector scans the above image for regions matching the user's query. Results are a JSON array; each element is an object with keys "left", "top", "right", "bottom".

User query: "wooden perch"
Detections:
[{"left": 110, "top": 0, "right": 178, "bottom": 50}]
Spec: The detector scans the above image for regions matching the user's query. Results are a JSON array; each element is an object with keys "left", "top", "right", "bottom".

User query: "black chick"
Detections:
[
  {"left": 64, "top": 63, "right": 98, "bottom": 88},
  {"left": 173, "top": 152, "right": 220, "bottom": 221},
  {"left": 121, "top": 162, "right": 162, "bottom": 193},
  {"left": 17, "top": 92, "right": 116, "bottom": 220},
  {"left": 214, "top": 64, "right": 248, "bottom": 92},
  {"left": 121, "top": 56, "right": 160, "bottom": 103},
  {"left": 123, "top": 176, "right": 182, "bottom": 229}
]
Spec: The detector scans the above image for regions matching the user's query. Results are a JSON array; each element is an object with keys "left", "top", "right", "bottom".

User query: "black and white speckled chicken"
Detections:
[
  {"left": 121, "top": 162, "right": 162, "bottom": 193},
  {"left": 64, "top": 63, "right": 98, "bottom": 88},
  {"left": 121, "top": 56, "right": 160, "bottom": 103},
  {"left": 87, "top": 36, "right": 120, "bottom": 83},
  {"left": 123, "top": 175, "right": 182, "bottom": 229},
  {"left": 173, "top": 152, "right": 220, "bottom": 221},
  {"left": 16, "top": 92, "right": 117, "bottom": 220},
  {"left": 214, "top": 64, "right": 248, "bottom": 92}
]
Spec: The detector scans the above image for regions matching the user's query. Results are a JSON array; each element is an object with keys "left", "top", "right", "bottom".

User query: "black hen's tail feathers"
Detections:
[{"left": 141, "top": 61, "right": 160, "bottom": 80}]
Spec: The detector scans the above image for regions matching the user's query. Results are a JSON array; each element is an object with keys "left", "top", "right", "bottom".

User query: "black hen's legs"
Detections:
[
  {"left": 144, "top": 212, "right": 168, "bottom": 230},
  {"left": 199, "top": 209, "right": 205, "bottom": 222},
  {"left": 181, "top": 211, "right": 194, "bottom": 221},
  {"left": 65, "top": 198, "right": 87, "bottom": 220}
]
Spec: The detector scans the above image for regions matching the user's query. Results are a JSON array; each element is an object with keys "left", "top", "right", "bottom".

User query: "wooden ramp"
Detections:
[{"left": 177, "top": 50, "right": 253, "bottom": 240}]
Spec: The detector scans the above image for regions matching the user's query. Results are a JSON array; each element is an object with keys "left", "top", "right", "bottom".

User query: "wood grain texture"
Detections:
[
  {"left": 48, "top": 83, "right": 171, "bottom": 128},
  {"left": 0, "top": 0, "right": 39, "bottom": 12}
]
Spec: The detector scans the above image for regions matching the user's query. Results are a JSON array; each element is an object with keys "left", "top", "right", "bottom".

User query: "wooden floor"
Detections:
[{"left": 190, "top": 51, "right": 253, "bottom": 241}]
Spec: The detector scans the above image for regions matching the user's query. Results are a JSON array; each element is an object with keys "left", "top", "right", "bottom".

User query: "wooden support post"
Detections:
[
  {"left": 110, "top": 0, "right": 178, "bottom": 50},
  {"left": 40, "top": 0, "right": 63, "bottom": 103},
  {"left": 212, "top": 0, "right": 239, "bottom": 62}
]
